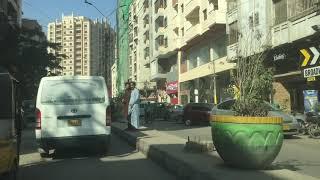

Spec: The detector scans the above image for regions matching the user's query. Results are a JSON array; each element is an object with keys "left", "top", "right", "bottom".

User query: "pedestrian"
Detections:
[
  {"left": 123, "top": 81, "right": 133, "bottom": 130},
  {"left": 144, "top": 102, "right": 151, "bottom": 124},
  {"left": 128, "top": 82, "right": 140, "bottom": 129}
]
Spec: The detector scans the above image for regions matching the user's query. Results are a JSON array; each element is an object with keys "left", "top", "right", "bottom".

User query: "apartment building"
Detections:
[
  {"left": 0, "top": 0, "right": 22, "bottom": 41},
  {"left": 126, "top": 0, "right": 236, "bottom": 104},
  {"left": 177, "top": 0, "right": 235, "bottom": 104},
  {"left": 226, "top": 0, "right": 320, "bottom": 113},
  {"left": 47, "top": 14, "right": 115, "bottom": 82},
  {"left": 128, "top": 0, "right": 154, "bottom": 90}
]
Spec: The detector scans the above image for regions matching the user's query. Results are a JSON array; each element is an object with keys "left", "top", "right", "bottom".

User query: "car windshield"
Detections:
[{"left": 41, "top": 80, "right": 105, "bottom": 105}]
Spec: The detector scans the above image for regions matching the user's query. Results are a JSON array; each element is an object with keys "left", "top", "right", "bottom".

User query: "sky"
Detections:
[{"left": 22, "top": 0, "right": 118, "bottom": 32}]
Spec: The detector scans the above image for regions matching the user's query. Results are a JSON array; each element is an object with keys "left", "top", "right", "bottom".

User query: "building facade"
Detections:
[
  {"left": 0, "top": 0, "right": 22, "bottom": 69},
  {"left": 47, "top": 14, "right": 115, "bottom": 82},
  {"left": 125, "top": 0, "right": 236, "bottom": 104},
  {"left": 178, "top": 0, "right": 235, "bottom": 105},
  {"left": 226, "top": 0, "right": 320, "bottom": 113},
  {"left": 0, "top": 0, "right": 22, "bottom": 41},
  {"left": 116, "top": 0, "right": 133, "bottom": 93}
]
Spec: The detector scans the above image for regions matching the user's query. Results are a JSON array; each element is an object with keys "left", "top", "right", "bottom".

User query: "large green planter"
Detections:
[{"left": 210, "top": 115, "right": 283, "bottom": 169}]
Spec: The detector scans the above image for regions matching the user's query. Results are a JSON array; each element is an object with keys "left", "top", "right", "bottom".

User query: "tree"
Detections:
[
  {"left": 0, "top": 26, "right": 64, "bottom": 99},
  {"left": 231, "top": 30, "right": 274, "bottom": 117}
]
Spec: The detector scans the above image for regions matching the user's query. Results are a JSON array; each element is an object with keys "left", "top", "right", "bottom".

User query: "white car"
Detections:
[{"left": 35, "top": 76, "right": 111, "bottom": 157}]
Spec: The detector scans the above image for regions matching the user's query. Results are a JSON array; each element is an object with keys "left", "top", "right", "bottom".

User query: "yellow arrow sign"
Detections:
[{"left": 300, "top": 49, "right": 311, "bottom": 67}]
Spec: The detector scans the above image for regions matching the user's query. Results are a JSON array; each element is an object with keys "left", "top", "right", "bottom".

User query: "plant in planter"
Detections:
[{"left": 211, "top": 37, "right": 283, "bottom": 168}]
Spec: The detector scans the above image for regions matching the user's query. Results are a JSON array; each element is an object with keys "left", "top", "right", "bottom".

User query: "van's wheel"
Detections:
[{"left": 185, "top": 119, "right": 192, "bottom": 126}]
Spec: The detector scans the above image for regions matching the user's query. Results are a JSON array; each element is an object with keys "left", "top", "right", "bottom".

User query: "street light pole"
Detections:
[{"left": 84, "top": 0, "right": 107, "bottom": 18}]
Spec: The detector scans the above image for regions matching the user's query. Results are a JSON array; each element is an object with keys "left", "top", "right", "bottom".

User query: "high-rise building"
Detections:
[
  {"left": 47, "top": 14, "right": 115, "bottom": 80},
  {"left": 127, "top": 0, "right": 235, "bottom": 104}
]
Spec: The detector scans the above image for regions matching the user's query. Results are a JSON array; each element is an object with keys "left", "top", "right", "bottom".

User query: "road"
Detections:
[
  {"left": 18, "top": 127, "right": 175, "bottom": 180},
  {"left": 143, "top": 120, "right": 320, "bottom": 179}
]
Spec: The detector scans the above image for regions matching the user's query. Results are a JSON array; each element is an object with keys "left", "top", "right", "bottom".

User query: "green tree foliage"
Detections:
[{"left": 0, "top": 26, "right": 64, "bottom": 99}]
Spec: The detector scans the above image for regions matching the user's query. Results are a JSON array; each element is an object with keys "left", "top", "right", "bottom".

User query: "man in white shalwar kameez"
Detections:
[{"left": 128, "top": 82, "right": 140, "bottom": 129}]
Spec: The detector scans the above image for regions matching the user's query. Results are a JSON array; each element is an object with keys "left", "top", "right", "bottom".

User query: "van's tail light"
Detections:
[
  {"left": 106, "top": 106, "right": 112, "bottom": 126},
  {"left": 36, "top": 108, "right": 41, "bottom": 129}
]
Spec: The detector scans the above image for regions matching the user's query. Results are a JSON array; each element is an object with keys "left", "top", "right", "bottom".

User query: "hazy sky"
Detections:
[{"left": 22, "top": 0, "right": 117, "bottom": 32}]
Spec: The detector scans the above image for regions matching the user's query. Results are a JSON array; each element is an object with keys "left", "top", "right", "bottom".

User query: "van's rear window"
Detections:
[{"left": 41, "top": 80, "right": 105, "bottom": 105}]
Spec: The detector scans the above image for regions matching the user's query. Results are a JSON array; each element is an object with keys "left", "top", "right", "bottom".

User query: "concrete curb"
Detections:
[
  {"left": 112, "top": 125, "right": 214, "bottom": 180},
  {"left": 111, "top": 124, "right": 319, "bottom": 180}
]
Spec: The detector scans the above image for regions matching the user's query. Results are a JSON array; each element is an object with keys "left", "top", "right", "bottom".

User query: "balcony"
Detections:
[
  {"left": 227, "top": 42, "right": 238, "bottom": 62},
  {"left": 155, "top": 8, "right": 165, "bottom": 22},
  {"left": 150, "top": 59, "right": 166, "bottom": 80},
  {"left": 185, "top": 0, "right": 200, "bottom": 16},
  {"left": 272, "top": 13, "right": 320, "bottom": 47},
  {"left": 184, "top": 23, "right": 201, "bottom": 45},
  {"left": 155, "top": 26, "right": 165, "bottom": 37},
  {"left": 203, "top": 9, "right": 226, "bottom": 32}
]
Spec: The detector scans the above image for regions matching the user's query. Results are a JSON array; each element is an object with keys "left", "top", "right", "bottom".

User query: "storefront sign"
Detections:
[
  {"left": 303, "top": 66, "right": 320, "bottom": 78},
  {"left": 273, "top": 53, "right": 286, "bottom": 61},
  {"left": 303, "top": 90, "right": 319, "bottom": 112},
  {"left": 166, "top": 81, "right": 178, "bottom": 94}
]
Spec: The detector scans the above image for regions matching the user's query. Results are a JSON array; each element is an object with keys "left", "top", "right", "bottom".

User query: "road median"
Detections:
[{"left": 112, "top": 121, "right": 319, "bottom": 180}]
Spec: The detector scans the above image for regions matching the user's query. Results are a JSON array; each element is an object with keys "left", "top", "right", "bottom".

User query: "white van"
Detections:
[{"left": 35, "top": 76, "right": 111, "bottom": 156}]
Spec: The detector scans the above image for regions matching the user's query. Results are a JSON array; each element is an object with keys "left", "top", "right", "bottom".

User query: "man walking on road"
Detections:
[
  {"left": 123, "top": 82, "right": 132, "bottom": 130},
  {"left": 128, "top": 82, "right": 140, "bottom": 129}
]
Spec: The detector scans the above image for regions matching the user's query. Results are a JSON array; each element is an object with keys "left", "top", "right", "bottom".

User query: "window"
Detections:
[
  {"left": 203, "top": 9, "right": 208, "bottom": 20},
  {"left": 228, "top": 21, "right": 239, "bottom": 45},
  {"left": 249, "top": 15, "right": 254, "bottom": 28},
  {"left": 69, "top": 31, "right": 73, "bottom": 33},
  {"left": 70, "top": 49, "right": 72, "bottom": 51},
  {"left": 181, "top": 27, "right": 184, "bottom": 36},
  {"left": 254, "top": 12, "right": 259, "bottom": 26},
  {"left": 212, "top": 0, "right": 219, "bottom": 10},
  {"left": 181, "top": 4, "right": 184, "bottom": 13},
  {"left": 227, "top": 0, "right": 237, "bottom": 11},
  {"left": 273, "top": 0, "right": 287, "bottom": 25}
]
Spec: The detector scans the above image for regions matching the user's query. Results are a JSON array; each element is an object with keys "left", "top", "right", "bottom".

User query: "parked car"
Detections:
[
  {"left": 0, "top": 68, "right": 21, "bottom": 179},
  {"left": 35, "top": 76, "right": 111, "bottom": 157},
  {"left": 168, "top": 104, "right": 184, "bottom": 121},
  {"left": 22, "top": 100, "right": 36, "bottom": 126},
  {"left": 212, "top": 99, "right": 300, "bottom": 136},
  {"left": 183, "top": 103, "right": 215, "bottom": 126}
]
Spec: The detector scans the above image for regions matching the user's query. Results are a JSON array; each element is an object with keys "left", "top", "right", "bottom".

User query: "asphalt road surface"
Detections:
[{"left": 18, "top": 127, "right": 175, "bottom": 180}]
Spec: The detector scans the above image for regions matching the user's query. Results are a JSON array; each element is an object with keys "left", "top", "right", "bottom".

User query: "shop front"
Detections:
[
  {"left": 166, "top": 81, "right": 178, "bottom": 104},
  {"left": 270, "top": 35, "right": 320, "bottom": 113}
]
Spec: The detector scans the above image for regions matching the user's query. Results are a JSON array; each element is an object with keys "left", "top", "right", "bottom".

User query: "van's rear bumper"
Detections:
[{"left": 37, "top": 134, "right": 110, "bottom": 150}]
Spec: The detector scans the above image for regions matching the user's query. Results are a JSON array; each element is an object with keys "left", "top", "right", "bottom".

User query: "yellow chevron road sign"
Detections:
[
  {"left": 300, "top": 47, "right": 320, "bottom": 79},
  {"left": 300, "top": 49, "right": 311, "bottom": 67},
  {"left": 300, "top": 47, "right": 320, "bottom": 67}
]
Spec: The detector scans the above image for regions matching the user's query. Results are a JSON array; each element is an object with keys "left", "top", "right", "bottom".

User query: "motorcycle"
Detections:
[
  {"left": 294, "top": 112, "right": 320, "bottom": 138},
  {"left": 305, "top": 112, "right": 320, "bottom": 139}
]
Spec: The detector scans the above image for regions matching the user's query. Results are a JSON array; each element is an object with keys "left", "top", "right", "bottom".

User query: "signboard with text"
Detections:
[{"left": 300, "top": 47, "right": 320, "bottom": 81}]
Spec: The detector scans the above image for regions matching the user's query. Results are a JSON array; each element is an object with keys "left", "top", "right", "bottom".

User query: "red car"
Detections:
[{"left": 183, "top": 103, "right": 215, "bottom": 126}]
